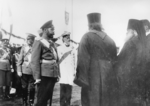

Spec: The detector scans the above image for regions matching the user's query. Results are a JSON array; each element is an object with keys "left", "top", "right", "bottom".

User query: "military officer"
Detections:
[
  {"left": 17, "top": 34, "right": 36, "bottom": 106},
  {"left": 57, "top": 31, "right": 77, "bottom": 106},
  {"left": 0, "top": 39, "right": 12, "bottom": 99},
  {"left": 31, "top": 20, "right": 60, "bottom": 106}
]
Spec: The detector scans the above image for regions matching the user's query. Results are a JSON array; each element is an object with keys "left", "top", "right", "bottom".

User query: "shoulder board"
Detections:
[
  {"left": 35, "top": 37, "right": 43, "bottom": 41},
  {"left": 40, "top": 39, "right": 49, "bottom": 48}
]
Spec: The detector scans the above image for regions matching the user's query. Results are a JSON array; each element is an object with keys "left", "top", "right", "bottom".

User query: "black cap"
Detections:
[
  {"left": 141, "top": 19, "right": 150, "bottom": 29},
  {"left": 41, "top": 20, "right": 53, "bottom": 30},
  {"left": 127, "top": 19, "right": 146, "bottom": 39},
  {"left": 127, "top": 19, "right": 140, "bottom": 30},
  {"left": 87, "top": 13, "right": 101, "bottom": 24}
]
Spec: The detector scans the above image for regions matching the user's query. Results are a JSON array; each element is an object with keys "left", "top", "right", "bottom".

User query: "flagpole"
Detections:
[
  {"left": 0, "top": 2, "right": 3, "bottom": 30},
  {"left": 71, "top": 0, "right": 73, "bottom": 42},
  {"left": 8, "top": 24, "right": 13, "bottom": 43},
  {"left": 8, "top": 5, "right": 13, "bottom": 43},
  {"left": 65, "top": 0, "right": 67, "bottom": 31}
]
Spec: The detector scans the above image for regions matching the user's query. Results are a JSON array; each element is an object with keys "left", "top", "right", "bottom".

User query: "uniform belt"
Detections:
[
  {"left": 41, "top": 60, "right": 56, "bottom": 64},
  {"left": 23, "top": 61, "right": 30, "bottom": 65},
  {"left": 24, "top": 61, "right": 29, "bottom": 63},
  {"left": 0, "top": 59, "right": 9, "bottom": 63}
]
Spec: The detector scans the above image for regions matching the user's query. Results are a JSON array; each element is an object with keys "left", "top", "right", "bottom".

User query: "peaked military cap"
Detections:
[
  {"left": 1, "top": 38, "right": 9, "bottom": 43},
  {"left": 26, "top": 33, "right": 36, "bottom": 40},
  {"left": 41, "top": 20, "right": 53, "bottom": 30},
  {"left": 87, "top": 13, "right": 101, "bottom": 24},
  {"left": 62, "top": 31, "right": 71, "bottom": 37}
]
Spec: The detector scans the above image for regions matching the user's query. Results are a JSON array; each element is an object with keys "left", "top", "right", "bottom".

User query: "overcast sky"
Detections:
[{"left": 0, "top": 0, "right": 150, "bottom": 46}]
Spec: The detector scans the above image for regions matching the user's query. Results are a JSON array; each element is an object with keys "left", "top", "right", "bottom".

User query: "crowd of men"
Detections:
[
  {"left": 0, "top": 12, "right": 150, "bottom": 106},
  {"left": 0, "top": 19, "right": 78, "bottom": 106}
]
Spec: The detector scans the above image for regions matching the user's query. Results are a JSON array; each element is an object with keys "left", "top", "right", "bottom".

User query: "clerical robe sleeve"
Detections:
[{"left": 75, "top": 34, "right": 91, "bottom": 87}]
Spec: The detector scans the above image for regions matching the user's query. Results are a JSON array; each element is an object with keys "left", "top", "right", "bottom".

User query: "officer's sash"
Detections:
[
  {"left": 58, "top": 50, "right": 72, "bottom": 64},
  {"left": 0, "top": 48, "right": 9, "bottom": 60}
]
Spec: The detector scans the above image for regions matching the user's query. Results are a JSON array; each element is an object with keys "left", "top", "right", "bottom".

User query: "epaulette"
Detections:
[{"left": 35, "top": 37, "right": 43, "bottom": 41}]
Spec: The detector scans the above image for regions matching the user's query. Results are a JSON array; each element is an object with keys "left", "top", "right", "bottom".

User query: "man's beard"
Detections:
[
  {"left": 28, "top": 41, "right": 34, "bottom": 46},
  {"left": 47, "top": 33, "right": 54, "bottom": 39},
  {"left": 28, "top": 43, "right": 33, "bottom": 46}
]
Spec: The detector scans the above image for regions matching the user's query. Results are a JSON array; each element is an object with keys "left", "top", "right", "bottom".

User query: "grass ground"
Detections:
[{"left": 0, "top": 83, "right": 81, "bottom": 106}]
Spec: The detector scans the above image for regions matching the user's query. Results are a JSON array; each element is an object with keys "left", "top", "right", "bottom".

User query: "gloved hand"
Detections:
[
  {"left": 34, "top": 79, "right": 41, "bottom": 84},
  {"left": 11, "top": 68, "right": 14, "bottom": 72},
  {"left": 17, "top": 71, "right": 22, "bottom": 77}
]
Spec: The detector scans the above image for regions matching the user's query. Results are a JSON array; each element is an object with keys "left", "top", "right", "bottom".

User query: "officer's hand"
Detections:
[
  {"left": 11, "top": 69, "right": 14, "bottom": 73},
  {"left": 17, "top": 72, "right": 22, "bottom": 77},
  {"left": 34, "top": 79, "right": 41, "bottom": 84}
]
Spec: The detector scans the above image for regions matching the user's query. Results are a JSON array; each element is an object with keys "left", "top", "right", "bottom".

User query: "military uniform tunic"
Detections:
[
  {"left": 17, "top": 45, "right": 32, "bottom": 75},
  {"left": 31, "top": 38, "right": 60, "bottom": 79},
  {"left": 0, "top": 47, "right": 12, "bottom": 86},
  {"left": 31, "top": 38, "right": 60, "bottom": 106}
]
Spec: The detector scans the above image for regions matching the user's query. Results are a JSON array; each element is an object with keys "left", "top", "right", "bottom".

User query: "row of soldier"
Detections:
[
  {"left": 0, "top": 12, "right": 150, "bottom": 106},
  {"left": 0, "top": 20, "right": 78, "bottom": 106},
  {"left": 0, "top": 38, "right": 22, "bottom": 99}
]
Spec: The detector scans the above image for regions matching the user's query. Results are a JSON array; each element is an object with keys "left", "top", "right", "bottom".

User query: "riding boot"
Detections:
[
  {"left": 22, "top": 88, "right": 28, "bottom": 106},
  {"left": 29, "top": 89, "right": 35, "bottom": 106},
  {"left": 3, "top": 86, "right": 10, "bottom": 99}
]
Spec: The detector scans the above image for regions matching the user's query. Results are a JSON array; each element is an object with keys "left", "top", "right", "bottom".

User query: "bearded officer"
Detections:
[{"left": 31, "top": 20, "right": 60, "bottom": 106}]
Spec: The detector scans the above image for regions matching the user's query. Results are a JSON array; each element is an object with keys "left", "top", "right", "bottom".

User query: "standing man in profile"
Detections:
[
  {"left": 57, "top": 31, "right": 77, "bottom": 106},
  {"left": 142, "top": 19, "right": 150, "bottom": 103},
  {"left": 17, "top": 33, "right": 36, "bottom": 106},
  {"left": 74, "top": 13, "right": 118, "bottom": 106},
  {"left": 31, "top": 20, "right": 60, "bottom": 106}
]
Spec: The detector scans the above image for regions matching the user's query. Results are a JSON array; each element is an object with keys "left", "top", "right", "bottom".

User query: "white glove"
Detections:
[
  {"left": 11, "top": 69, "right": 14, "bottom": 72},
  {"left": 34, "top": 79, "right": 41, "bottom": 84},
  {"left": 17, "top": 72, "right": 22, "bottom": 77}
]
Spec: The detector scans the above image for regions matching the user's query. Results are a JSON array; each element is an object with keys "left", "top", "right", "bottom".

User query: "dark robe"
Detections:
[
  {"left": 116, "top": 36, "right": 147, "bottom": 106},
  {"left": 145, "top": 33, "right": 150, "bottom": 101},
  {"left": 75, "top": 30, "right": 119, "bottom": 106},
  {"left": 115, "top": 21, "right": 147, "bottom": 106}
]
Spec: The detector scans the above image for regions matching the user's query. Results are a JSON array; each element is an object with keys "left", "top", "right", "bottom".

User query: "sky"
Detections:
[{"left": 0, "top": 0, "right": 150, "bottom": 47}]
